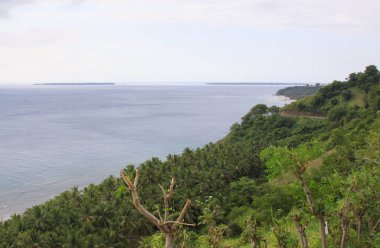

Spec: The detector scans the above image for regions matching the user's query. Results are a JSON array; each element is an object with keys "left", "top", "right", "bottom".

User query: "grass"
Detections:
[{"left": 347, "top": 88, "right": 365, "bottom": 108}]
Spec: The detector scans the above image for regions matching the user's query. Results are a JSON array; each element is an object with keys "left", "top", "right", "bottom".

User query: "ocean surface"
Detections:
[{"left": 0, "top": 84, "right": 291, "bottom": 219}]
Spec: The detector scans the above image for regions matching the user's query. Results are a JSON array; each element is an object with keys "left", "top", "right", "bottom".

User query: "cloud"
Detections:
[
  {"left": 1, "top": 0, "right": 379, "bottom": 32},
  {"left": 0, "top": 0, "right": 379, "bottom": 84},
  {"left": 0, "top": 0, "right": 86, "bottom": 18},
  {"left": 107, "top": 0, "right": 380, "bottom": 32},
  {"left": 0, "top": 0, "right": 34, "bottom": 17}
]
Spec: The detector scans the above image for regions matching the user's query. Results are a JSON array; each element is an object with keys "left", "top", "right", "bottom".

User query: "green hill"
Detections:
[
  {"left": 276, "top": 84, "right": 322, "bottom": 100},
  {"left": 1, "top": 66, "right": 379, "bottom": 248},
  {"left": 283, "top": 65, "right": 380, "bottom": 115}
]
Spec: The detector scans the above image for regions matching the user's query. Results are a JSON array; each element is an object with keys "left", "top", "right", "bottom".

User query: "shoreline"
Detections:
[{"left": 275, "top": 94, "right": 295, "bottom": 103}]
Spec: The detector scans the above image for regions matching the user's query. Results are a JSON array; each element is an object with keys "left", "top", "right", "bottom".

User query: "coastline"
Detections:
[{"left": 275, "top": 94, "right": 294, "bottom": 103}]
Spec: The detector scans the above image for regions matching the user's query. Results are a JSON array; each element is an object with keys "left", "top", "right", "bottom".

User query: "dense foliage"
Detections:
[
  {"left": 1, "top": 66, "right": 379, "bottom": 247},
  {"left": 276, "top": 84, "right": 322, "bottom": 100},
  {"left": 283, "top": 65, "right": 380, "bottom": 115}
]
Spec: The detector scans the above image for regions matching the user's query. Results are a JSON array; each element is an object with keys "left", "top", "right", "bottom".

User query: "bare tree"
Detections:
[{"left": 120, "top": 169, "right": 194, "bottom": 248}]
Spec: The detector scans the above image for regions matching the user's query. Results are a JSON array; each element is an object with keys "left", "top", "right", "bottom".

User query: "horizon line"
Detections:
[{"left": 0, "top": 81, "right": 322, "bottom": 87}]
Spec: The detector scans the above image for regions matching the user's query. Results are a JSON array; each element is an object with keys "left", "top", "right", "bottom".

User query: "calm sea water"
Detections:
[{"left": 0, "top": 85, "right": 291, "bottom": 219}]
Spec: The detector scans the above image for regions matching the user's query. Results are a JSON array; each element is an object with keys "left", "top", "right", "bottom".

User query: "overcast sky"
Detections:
[{"left": 0, "top": 0, "right": 379, "bottom": 85}]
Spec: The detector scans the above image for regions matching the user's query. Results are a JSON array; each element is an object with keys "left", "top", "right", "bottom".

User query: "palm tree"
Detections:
[{"left": 24, "top": 206, "right": 50, "bottom": 232}]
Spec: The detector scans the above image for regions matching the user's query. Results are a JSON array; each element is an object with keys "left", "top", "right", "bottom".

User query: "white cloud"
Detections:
[
  {"left": 0, "top": 0, "right": 379, "bottom": 84},
  {"left": 0, "top": 0, "right": 33, "bottom": 17},
  {"left": 81, "top": 0, "right": 380, "bottom": 32},
  {"left": 0, "top": 0, "right": 89, "bottom": 18}
]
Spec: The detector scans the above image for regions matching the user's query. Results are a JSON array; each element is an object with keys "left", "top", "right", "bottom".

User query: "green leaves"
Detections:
[
  {"left": 260, "top": 141, "right": 326, "bottom": 179},
  {"left": 260, "top": 146, "right": 290, "bottom": 179},
  {"left": 115, "top": 185, "right": 128, "bottom": 199}
]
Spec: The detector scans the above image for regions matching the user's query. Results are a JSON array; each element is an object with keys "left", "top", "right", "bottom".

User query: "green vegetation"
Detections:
[
  {"left": 283, "top": 65, "right": 380, "bottom": 115},
  {"left": 276, "top": 84, "right": 322, "bottom": 100},
  {"left": 1, "top": 66, "right": 380, "bottom": 247}
]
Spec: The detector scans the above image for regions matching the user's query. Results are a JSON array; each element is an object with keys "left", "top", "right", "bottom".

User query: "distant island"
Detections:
[
  {"left": 34, "top": 83, "right": 116, "bottom": 86},
  {"left": 207, "top": 82, "right": 308, "bottom": 86}
]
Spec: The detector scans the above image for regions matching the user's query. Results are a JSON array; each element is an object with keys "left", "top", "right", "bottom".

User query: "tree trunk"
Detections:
[
  {"left": 250, "top": 221, "right": 258, "bottom": 248},
  {"left": 300, "top": 176, "right": 317, "bottom": 215},
  {"left": 263, "top": 239, "right": 267, "bottom": 248},
  {"left": 319, "top": 218, "right": 327, "bottom": 248},
  {"left": 165, "top": 233, "right": 175, "bottom": 248},
  {"left": 302, "top": 233, "right": 309, "bottom": 248},
  {"left": 299, "top": 176, "right": 326, "bottom": 248},
  {"left": 340, "top": 219, "right": 349, "bottom": 248},
  {"left": 357, "top": 219, "right": 361, "bottom": 247},
  {"left": 120, "top": 170, "right": 193, "bottom": 248},
  {"left": 277, "top": 239, "right": 283, "bottom": 248},
  {"left": 251, "top": 238, "right": 257, "bottom": 248},
  {"left": 293, "top": 219, "right": 308, "bottom": 248}
]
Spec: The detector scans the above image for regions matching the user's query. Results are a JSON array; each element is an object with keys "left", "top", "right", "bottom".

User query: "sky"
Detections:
[{"left": 0, "top": 0, "right": 379, "bottom": 85}]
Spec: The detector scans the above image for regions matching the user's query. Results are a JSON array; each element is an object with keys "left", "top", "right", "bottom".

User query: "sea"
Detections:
[{"left": 0, "top": 84, "right": 292, "bottom": 220}]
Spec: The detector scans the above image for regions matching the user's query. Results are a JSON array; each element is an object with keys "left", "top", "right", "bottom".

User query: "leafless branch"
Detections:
[
  {"left": 163, "top": 221, "right": 196, "bottom": 226},
  {"left": 120, "top": 169, "right": 194, "bottom": 248},
  {"left": 176, "top": 200, "right": 192, "bottom": 225},
  {"left": 120, "top": 170, "right": 161, "bottom": 227}
]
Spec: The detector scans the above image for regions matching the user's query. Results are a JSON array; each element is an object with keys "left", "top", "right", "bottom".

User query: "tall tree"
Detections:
[
  {"left": 261, "top": 141, "right": 327, "bottom": 248},
  {"left": 120, "top": 169, "right": 193, "bottom": 248}
]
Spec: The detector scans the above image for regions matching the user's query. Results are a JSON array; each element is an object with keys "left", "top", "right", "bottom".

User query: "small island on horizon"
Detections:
[
  {"left": 34, "top": 83, "right": 116, "bottom": 86},
  {"left": 206, "top": 82, "right": 310, "bottom": 86}
]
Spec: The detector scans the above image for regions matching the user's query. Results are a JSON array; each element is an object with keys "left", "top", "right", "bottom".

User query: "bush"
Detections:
[
  {"left": 328, "top": 107, "right": 347, "bottom": 122},
  {"left": 330, "top": 98, "right": 339, "bottom": 105},
  {"left": 342, "top": 90, "right": 353, "bottom": 101}
]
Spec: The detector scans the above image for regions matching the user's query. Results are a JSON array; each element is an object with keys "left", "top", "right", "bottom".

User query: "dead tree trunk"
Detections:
[
  {"left": 165, "top": 232, "right": 175, "bottom": 248},
  {"left": 121, "top": 169, "right": 193, "bottom": 248}
]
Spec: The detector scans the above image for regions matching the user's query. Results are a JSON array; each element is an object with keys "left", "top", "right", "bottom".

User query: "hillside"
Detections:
[
  {"left": 1, "top": 66, "right": 379, "bottom": 248},
  {"left": 283, "top": 66, "right": 380, "bottom": 115},
  {"left": 276, "top": 84, "right": 322, "bottom": 100}
]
